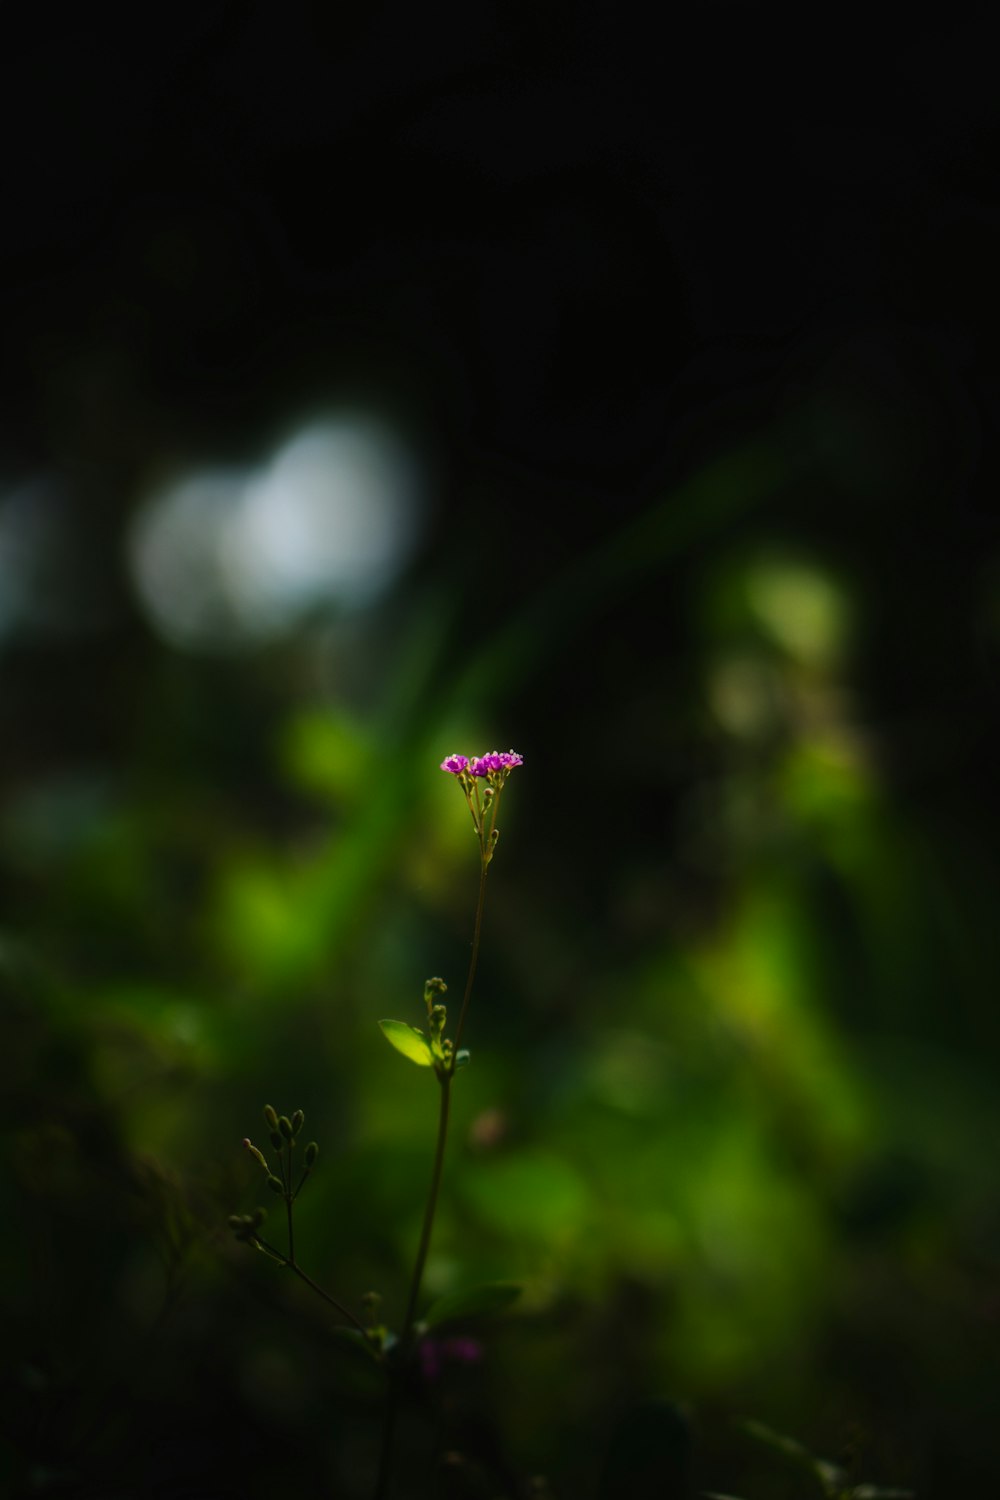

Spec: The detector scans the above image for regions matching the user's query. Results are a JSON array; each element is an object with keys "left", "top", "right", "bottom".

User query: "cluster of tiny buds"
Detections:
[
  {"left": 228, "top": 1207, "right": 267, "bottom": 1242},
  {"left": 242, "top": 1106, "right": 319, "bottom": 1196},
  {"left": 440, "top": 750, "right": 523, "bottom": 778}
]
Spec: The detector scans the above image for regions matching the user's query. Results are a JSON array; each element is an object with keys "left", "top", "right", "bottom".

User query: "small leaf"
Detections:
[
  {"left": 423, "top": 1282, "right": 521, "bottom": 1331},
  {"left": 379, "top": 1020, "right": 434, "bottom": 1066}
]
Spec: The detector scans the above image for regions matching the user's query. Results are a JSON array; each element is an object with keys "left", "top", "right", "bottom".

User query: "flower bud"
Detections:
[
  {"left": 291, "top": 1109, "right": 305, "bottom": 1135},
  {"left": 266, "top": 1175, "right": 284, "bottom": 1195},
  {"left": 278, "top": 1115, "right": 293, "bottom": 1140},
  {"left": 243, "top": 1138, "right": 269, "bottom": 1173},
  {"left": 269, "top": 1130, "right": 284, "bottom": 1151},
  {"left": 424, "top": 977, "right": 447, "bottom": 1004},
  {"left": 263, "top": 1105, "right": 279, "bottom": 1130},
  {"left": 228, "top": 1213, "right": 260, "bottom": 1243},
  {"left": 304, "top": 1141, "right": 319, "bottom": 1168}
]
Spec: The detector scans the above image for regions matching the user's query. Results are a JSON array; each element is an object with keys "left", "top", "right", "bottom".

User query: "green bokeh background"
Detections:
[{"left": 3, "top": 13, "right": 999, "bottom": 1500}]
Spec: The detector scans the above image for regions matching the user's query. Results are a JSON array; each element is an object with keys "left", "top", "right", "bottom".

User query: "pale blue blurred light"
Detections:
[{"left": 129, "top": 413, "right": 424, "bottom": 650}]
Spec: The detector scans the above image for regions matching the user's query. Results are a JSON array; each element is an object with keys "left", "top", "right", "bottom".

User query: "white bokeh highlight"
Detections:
[{"left": 129, "top": 413, "right": 424, "bottom": 649}]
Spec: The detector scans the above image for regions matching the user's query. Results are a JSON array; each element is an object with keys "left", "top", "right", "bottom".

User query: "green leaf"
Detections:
[
  {"left": 379, "top": 1020, "right": 434, "bottom": 1067},
  {"left": 422, "top": 1281, "right": 521, "bottom": 1331}
]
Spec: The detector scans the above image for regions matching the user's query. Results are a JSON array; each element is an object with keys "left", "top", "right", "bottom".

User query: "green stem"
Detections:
[
  {"left": 375, "top": 1079, "right": 450, "bottom": 1500},
  {"left": 452, "top": 858, "right": 488, "bottom": 1058},
  {"left": 253, "top": 1235, "right": 370, "bottom": 1340},
  {"left": 377, "top": 826, "right": 492, "bottom": 1499},
  {"left": 402, "top": 1073, "right": 452, "bottom": 1339},
  {"left": 403, "top": 840, "right": 489, "bottom": 1320}
]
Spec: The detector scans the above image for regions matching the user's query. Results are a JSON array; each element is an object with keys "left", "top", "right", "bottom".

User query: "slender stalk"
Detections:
[
  {"left": 285, "top": 1158, "right": 295, "bottom": 1266},
  {"left": 402, "top": 839, "right": 489, "bottom": 1330},
  {"left": 402, "top": 1074, "right": 452, "bottom": 1338},
  {"left": 452, "top": 858, "right": 488, "bottom": 1057},
  {"left": 377, "top": 802, "right": 497, "bottom": 1499},
  {"left": 253, "top": 1235, "right": 371, "bottom": 1339},
  {"left": 375, "top": 1077, "right": 451, "bottom": 1500}
]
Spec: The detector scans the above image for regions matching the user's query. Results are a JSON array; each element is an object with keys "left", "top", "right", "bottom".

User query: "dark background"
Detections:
[{"left": 2, "top": 9, "right": 999, "bottom": 1499}]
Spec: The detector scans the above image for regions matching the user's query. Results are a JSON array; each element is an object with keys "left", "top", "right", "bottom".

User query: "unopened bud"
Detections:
[
  {"left": 228, "top": 1213, "right": 260, "bottom": 1243},
  {"left": 269, "top": 1130, "right": 284, "bottom": 1151},
  {"left": 243, "top": 1138, "right": 269, "bottom": 1172},
  {"left": 251, "top": 1207, "right": 267, "bottom": 1227},
  {"left": 279, "top": 1115, "right": 293, "bottom": 1141},
  {"left": 266, "top": 1175, "right": 284, "bottom": 1195},
  {"left": 424, "top": 977, "right": 447, "bottom": 1003},
  {"left": 291, "top": 1109, "right": 304, "bottom": 1135},
  {"left": 304, "top": 1141, "right": 319, "bottom": 1167},
  {"left": 263, "top": 1104, "right": 278, "bottom": 1130}
]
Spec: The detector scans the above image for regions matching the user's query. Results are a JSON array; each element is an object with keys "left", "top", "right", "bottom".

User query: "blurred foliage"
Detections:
[{"left": 2, "top": 378, "right": 999, "bottom": 1500}]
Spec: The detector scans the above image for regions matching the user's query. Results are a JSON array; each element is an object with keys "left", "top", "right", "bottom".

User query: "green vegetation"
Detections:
[{"left": 1, "top": 428, "right": 996, "bottom": 1499}]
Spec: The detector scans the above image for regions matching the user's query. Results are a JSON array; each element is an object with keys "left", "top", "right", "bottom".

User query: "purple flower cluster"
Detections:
[
  {"left": 440, "top": 750, "right": 523, "bottom": 777},
  {"left": 418, "top": 1335, "right": 483, "bottom": 1382}
]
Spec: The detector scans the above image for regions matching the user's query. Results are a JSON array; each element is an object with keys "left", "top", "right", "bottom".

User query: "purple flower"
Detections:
[
  {"left": 418, "top": 1335, "right": 483, "bottom": 1382},
  {"left": 443, "top": 748, "right": 523, "bottom": 778}
]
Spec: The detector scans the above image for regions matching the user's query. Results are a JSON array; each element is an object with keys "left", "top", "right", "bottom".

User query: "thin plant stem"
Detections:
[
  {"left": 377, "top": 807, "right": 496, "bottom": 1499},
  {"left": 452, "top": 858, "right": 488, "bottom": 1057},
  {"left": 376, "top": 1076, "right": 451, "bottom": 1500},
  {"left": 402, "top": 1073, "right": 452, "bottom": 1339},
  {"left": 285, "top": 1153, "right": 295, "bottom": 1266},
  {"left": 253, "top": 1235, "right": 371, "bottom": 1340},
  {"left": 403, "top": 840, "right": 489, "bottom": 1330}
]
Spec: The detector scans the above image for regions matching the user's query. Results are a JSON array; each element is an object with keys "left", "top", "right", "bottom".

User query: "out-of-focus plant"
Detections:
[
  {"left": 230, "top": 749, "right": 524, "bottom": 1498},
  {"left": 707, "top": 1418, "right": 915, "bottom": 1500}
]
